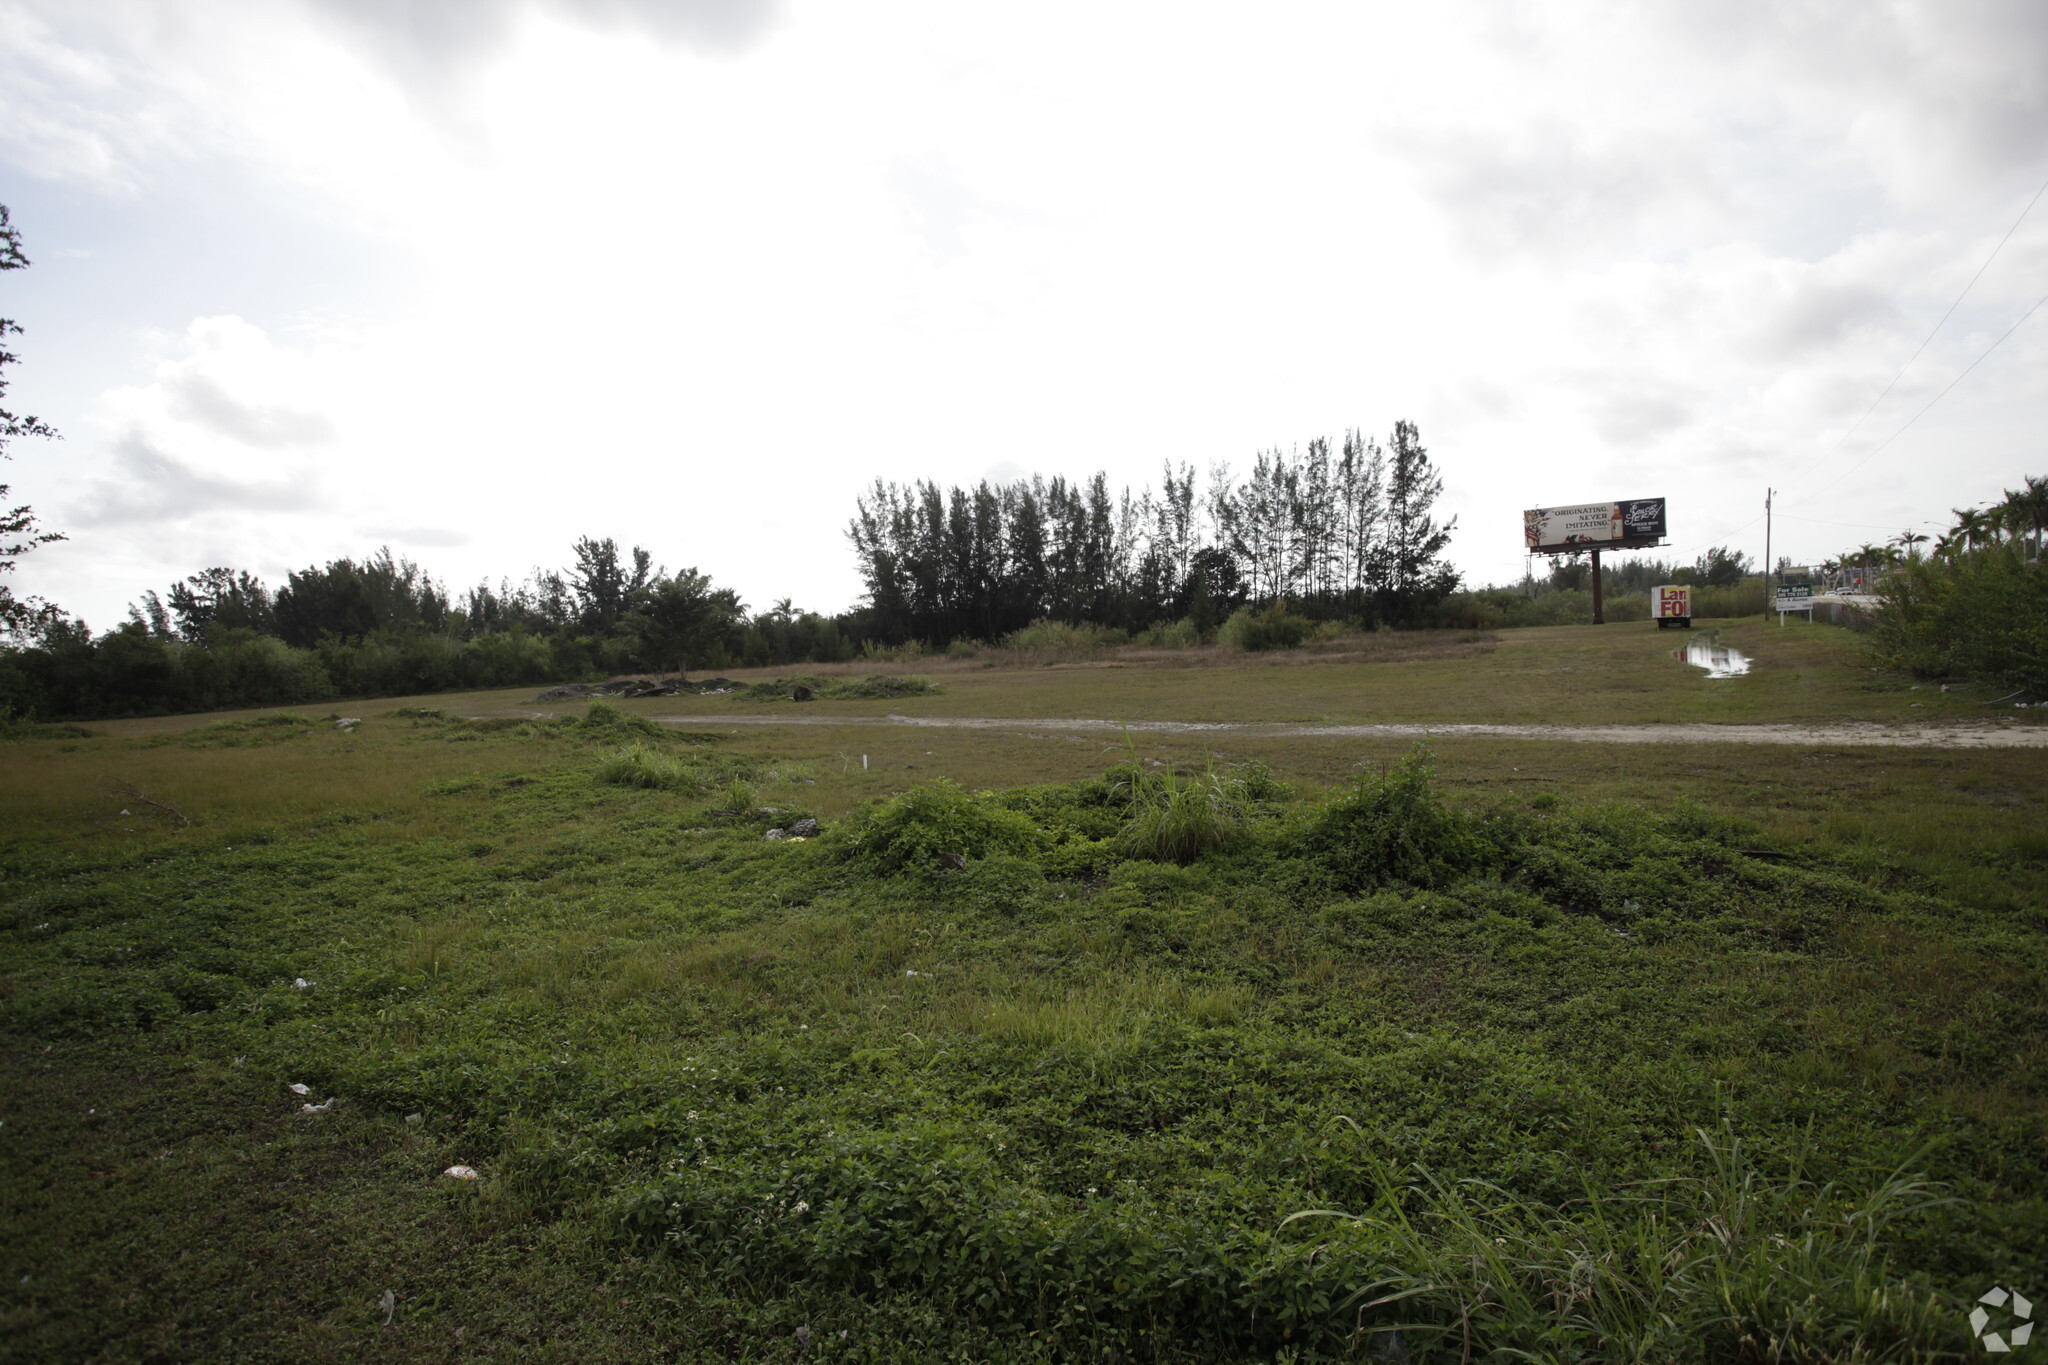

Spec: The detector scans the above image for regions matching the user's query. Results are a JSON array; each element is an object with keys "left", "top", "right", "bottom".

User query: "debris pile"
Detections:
[{"left": 531, "top": 676, "right": 737, "bottom": 702}]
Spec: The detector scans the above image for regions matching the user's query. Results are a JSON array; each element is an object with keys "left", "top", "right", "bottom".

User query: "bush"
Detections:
[
  {"left": 1131, "top": 617, "right": 1203, "bottom": 648},
  {"left": 1217, "top": 601, "right": 1314, "bottom": 652},
  {"left": 1870, "top": 543, "right": 2048, "bottom": 693},
  {"left": 1301, "top": 747, "right": 1486, "bottom": 890},
  {"left": 844, "top": 779, "right": 1047, "bottom": 874},
  {"left": 999, "top": 619, "right": 1129, "bottom": 655}
]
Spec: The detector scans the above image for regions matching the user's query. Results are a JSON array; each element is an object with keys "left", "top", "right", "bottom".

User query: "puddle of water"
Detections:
[{"left": 1675, "top": 633, "right": 1750, "bottom": 679}]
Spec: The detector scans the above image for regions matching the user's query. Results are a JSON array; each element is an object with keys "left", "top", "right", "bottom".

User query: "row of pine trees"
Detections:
[{"left": 847, "top": 421, "right": 1459, "bottom": 645}]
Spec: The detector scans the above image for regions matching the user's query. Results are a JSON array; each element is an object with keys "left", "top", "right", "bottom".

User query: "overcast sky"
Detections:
[{"left": 4, "top": 0, "right": 2045, "bottom": 628}]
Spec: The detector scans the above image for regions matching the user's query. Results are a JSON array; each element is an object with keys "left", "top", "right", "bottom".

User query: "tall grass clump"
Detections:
[
  {"left": 1114, "top": 771, "right": 1243, "bottom": 864},
  {"left": 593, "top": 743, "right": 705, "bottom": 793},
  {"left": 1287, "top": 1123, "right": 1956, "bottom": 1360},
  {"left": 1302, "top": 746, "right": 1486, "bottom": 889},
  {"left": 1103, "top": 734, "right": 1247, "bottom": 864}
]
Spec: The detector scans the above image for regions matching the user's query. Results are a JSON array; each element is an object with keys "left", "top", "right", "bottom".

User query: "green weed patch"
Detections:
[{"left": 0, "top": 722, "right": 2041, "bottom": 1360}]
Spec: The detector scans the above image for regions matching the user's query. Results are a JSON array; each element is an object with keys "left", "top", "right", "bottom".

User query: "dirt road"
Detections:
[{"left": 637, "top": 712, "right": 2048, "bottom": 749}]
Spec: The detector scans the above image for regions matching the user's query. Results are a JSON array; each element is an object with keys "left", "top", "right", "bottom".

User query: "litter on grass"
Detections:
[
  {"left": 301, "top": 1098, "right": 335, "bottom": 1113},
  {"left": 380, "top": 1289, "right": 396, "bottom": 1326},
  {"left": 444, "top": 1165, "right": 480, "bottom": 1180},
  {"left": 292, "top": 978, "right": 314, "bottom": 990},
  {"left": 287, "top": 1083, "right": 311, "bottom": 1096}
]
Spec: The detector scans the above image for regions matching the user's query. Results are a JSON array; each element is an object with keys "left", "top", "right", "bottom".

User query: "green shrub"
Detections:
[
  {"left": 1131, "top": 617, "right": 1202, "bottom": 648},
  {"left": 1301, "top": 746, "right": 1486, "bottom": 889},
  {"left": 844, "top": 779, "right": 1047, "bottom": 873},
  {"left": 1232, "top": 759, "right": 1292, "bottom": 803},
  {"left": 1871, "top": 542, "right": 2048, "bottom": 693},
  {"left": 1217, "top": 601, "right": 1314, "bottom": 652},
  {"left": 999, "top": 619, "right": 1128, "bottom": 654}
]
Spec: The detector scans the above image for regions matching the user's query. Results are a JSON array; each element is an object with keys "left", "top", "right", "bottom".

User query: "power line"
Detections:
[
  {"left": 1806, "top": 285, "right": 2048, "bottom": 499},
  {"left": 1778, "top": 512, "right": 1939, "bottom": 532},
  {"left": 1790, "top": 172, "right": 2048, "bottom": 493}
]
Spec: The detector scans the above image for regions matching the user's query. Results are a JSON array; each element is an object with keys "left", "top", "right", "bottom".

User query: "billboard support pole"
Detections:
[{"left": 1591, "top": 548, "right": 1605, "bottom": 625}]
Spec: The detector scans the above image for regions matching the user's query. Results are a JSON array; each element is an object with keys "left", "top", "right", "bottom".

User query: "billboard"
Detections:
[{"left": 1523, "top": 498, "right": 1666, "bottom": 553}]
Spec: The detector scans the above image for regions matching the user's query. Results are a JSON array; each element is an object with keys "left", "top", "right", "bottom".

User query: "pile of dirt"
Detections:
[{"left": 531, "top": 676, "right": 737, "bottom": 702}]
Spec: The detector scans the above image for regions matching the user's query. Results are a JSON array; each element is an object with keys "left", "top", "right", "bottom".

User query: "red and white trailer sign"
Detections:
[{"left": 1655, "top": 585, "right": 1692, "bottom": 628}]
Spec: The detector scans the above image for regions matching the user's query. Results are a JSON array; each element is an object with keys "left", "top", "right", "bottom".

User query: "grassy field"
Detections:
[{"left": 2, "top": 620, "right": 2043, "bottom": 1362}]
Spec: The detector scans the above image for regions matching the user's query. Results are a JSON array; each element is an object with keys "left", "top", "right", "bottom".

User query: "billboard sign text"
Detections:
[{"left": 1523, "top": 498, "right": 1667, "bottom": 553}]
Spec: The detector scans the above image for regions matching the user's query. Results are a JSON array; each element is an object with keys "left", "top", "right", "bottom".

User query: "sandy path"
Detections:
[{"left": 636, "top": 712, "right": 2048, "bottom": 749}]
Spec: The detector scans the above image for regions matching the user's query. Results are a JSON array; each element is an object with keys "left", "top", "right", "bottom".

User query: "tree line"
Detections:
[
  {"left": 846, "top": 421, "right": 1458, "bottom": 645},
  {"left": 1, "top": 539, "right": 856, "bottom": 720}
]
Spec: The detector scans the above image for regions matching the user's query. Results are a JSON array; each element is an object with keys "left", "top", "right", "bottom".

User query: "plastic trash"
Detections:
[
  {"left": 444, "top": 1165, "right": 480, "bottom": 1180},
  {"left": 301, "top": 1098, "right": 335, "bottom": 1113},
  {"left": 380, "top": 1289, "right": 396, "bottom": 1326},
  {"left": 292, "top": 978, "right": 313, "bottom": 990},
  {"left": 287, "top": 1082, "right": 311, "bottom": 1096}
]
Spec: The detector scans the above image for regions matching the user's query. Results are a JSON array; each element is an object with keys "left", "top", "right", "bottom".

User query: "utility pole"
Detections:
[{"left": 1763, "top": 487, "right": 1774, "bottom": 621}]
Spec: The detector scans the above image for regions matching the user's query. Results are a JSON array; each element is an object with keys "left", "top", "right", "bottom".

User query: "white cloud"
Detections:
[{"left": 72, "top": 429, "right": 321, "bottom": 527}]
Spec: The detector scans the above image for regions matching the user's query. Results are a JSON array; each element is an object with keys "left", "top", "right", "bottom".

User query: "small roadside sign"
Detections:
[{"left": 1654, "top": 584, "right": 1691, "bottom": 628}]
